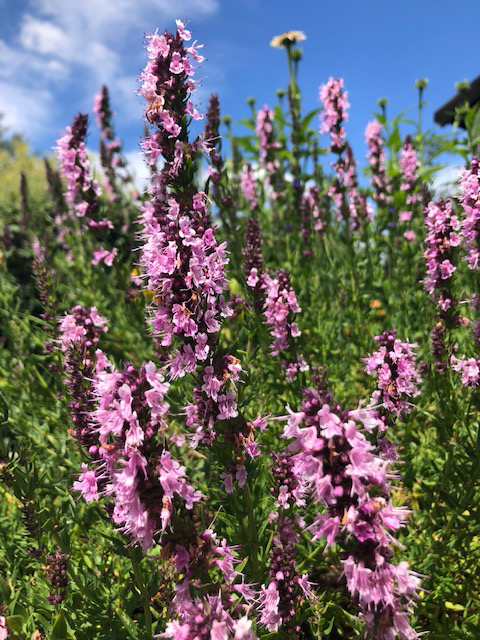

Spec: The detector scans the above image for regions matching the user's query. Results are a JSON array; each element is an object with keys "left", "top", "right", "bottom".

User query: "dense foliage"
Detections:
[{"left": 0, "top": 21, "right": 479, "bottom": 640}]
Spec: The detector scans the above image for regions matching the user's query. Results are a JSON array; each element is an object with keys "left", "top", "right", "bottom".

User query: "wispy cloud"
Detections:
[{"left": 0, "top": 0, "right": 220, "bottom": 143}]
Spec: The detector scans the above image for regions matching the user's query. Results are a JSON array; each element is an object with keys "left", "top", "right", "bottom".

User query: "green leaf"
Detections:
[
  {"left": 0, "top": 575, "right": 11, "bottom": 599},
  {"left": 324, "top": 615, "right": 336, "bottom": 634},
  {"left": 115, "top": 609, "right": 139, "bottom": 640},
  {"left": 301, "top": 108, "right": 322, "bottom": 132},
  {"left": 464, "top": 103, "right": 478, "bottom": 131},
  {"left": 234, "top": 136, "right": 256, "bottom": 154},
  {"left": 388, "top": 124, "right": 401, "bottom": 150},
  {"left": 238, "top": 118, "right": 255, "bottom": 131},
  {"left": 236, "top": 555, "right": 249, "bottom": 574},
  {"left": 51, "top": 612, "right": 68, "bottom": 639}
]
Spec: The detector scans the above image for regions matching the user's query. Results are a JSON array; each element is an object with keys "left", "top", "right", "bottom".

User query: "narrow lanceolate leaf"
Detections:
[{"left": 115, "top": 609, "right": 140, "bottom": 639}]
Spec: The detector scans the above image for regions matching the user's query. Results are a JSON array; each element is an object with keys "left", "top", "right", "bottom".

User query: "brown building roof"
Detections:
[{"left": 434, "top": 76, "right": 480, "bottom": 129}]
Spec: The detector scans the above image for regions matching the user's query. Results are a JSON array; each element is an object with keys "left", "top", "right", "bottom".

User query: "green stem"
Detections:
[
  {"left": 131, "top": 550, "right": 152, "bottom": 638},
  {"left": 244, "top": 481, "right": 260, "bottom": 580},
  {"left": 418, "top": 87, "right": 424, "bottom": 165},
  {"left": 363, "top": 223, "right": 374, "bottom": 287}
]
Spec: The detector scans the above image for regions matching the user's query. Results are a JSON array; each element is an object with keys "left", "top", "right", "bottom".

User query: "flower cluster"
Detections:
[
  {"left": 159, "top": 524, "right": 261, "bottom": 636},
  {"left": 301, "top": 188, "right": 313, "bottom": 257},
  {"left": 141, "top": 191, "right": 230, "bottom": 377},
  {"left": 397, "top": 136, "right": 421, "bottom": 241},
  {"left": 256, "top": 106, "right": 283, "bottom": 199},
  {"left": 423, "top": 198, "right": 462, "bottom": 368},
  {"left": 256, "top": 105, "right": 280, "bottom": 169},
  {"left": 204, "top": 93, "right": 221, "bottom": 145},
  {"left": 204, "top": 93, "right": 224, "bottom": 184},
  {"left": 264, "top": 270, "right": 301, "bottom": 356},
  {"left": 446, "top": 158, "right": 480, "bottom": 382},
  {"left": 258, "top": 518, "right": 310, "bottom": 633},
  {"left": 75, "top": 357, "right": 202, "bottom": 549},
  {"left": 67, "top": 32, "right": 257, "bottom": 609},
  {"left": 63, "top": 341, "right": 98, "bottom": 449},
  {"left": 301, "top": 185, "right": 325, "bottom": 255},
  {"left": 430, "top": 320, "right": 448, "bottom": 371},
  {"left": 307, "top": 185, "right": 326, "bottom": 238},
  {"left": 243, "top": 216, "right": 264, "bottom": 300},
  {"left": 93, "top": 85, "right": 115, "bottom": 138},
  {"left": 20, "top": 171, "right": 31, "bottom": 230},
  {"left": 270, "top": 451, "right": 306, "bottom": 510},
  {"left": 93, "top": 85, "right": 127, "bottom": 200},
  {"left": 450, "top": 355, "right": 480, "bottom": 387},
  {"left": 44, "top": 157, "right": 67, "bottom": 219},
  {"left": 175, "top": 528, "right": 241, "bottom": 585},
  {"left": 400, "top": 136, "right": 420, "bottom": 201},
  {"left": 59, "top": 305, "right": 108, "bottom": 356},
  {"left": 320, "top": 78, "right": 371, "bottom": 229},
  {"left": 424, "top": 198, "right": 461, "bottom": 312},
  {"left": 345, "top": 146, "right": 372, "bottom": 230},
  {"left": 32, "top": 237, "right": 57, "bottom": 362},
  {"left": 320, "top": 77, "right": 349, "bottom": 152},
  {"left": 216, "top": 414, "right": 267, "bottom": 494},
  {"left": 365, "top": 120, "right": 392, "bottom": 206},
  {"left": 184, "top": 354, "right": 243, "bottom": 448},
  {"left": 59, "top": 306, "right": 108, "bottom": 448},
  {"left": 327, "top": 143, "right": 370, "bottom": 229},
  {"left": 328, "top": 149, "right": 354, "bottom": 222},
  {"left": 241, "top": 164, "right": 259, "bottom": 211},
  {"left": 139, "top": 20, "right": 204, "bottom": 175},
  {"left": 459, "top": 156, "right": 480, "bottom": 271},
  {"left": 263, "top": 270, "right": 307, "bottom": 380},
  {"left": 257, "top": 453, "right": 310, "bottom": 633},
  {"left": 459, "top": 157, "right": 480, "bottom": 344},
  {"left": 55, "top": 113, "right": 102, "bottom": 221},
  {"left": 45, "top": 550, "right": 69, "bottom": 605},
  {"left": 20, "top": 497, "right": 40, "bottom": 552},
  {"left": 365, "top": 330, "right": 422, "bottom": 429},
  {"left": 138, "top": 22, "right": 258, "bottom": 509},
  {"left": 282, "top": 389, "right": 421, "bottom": 640},
  {"left": 160, "top": 592, "right": 256, "bottom": 639},
  {"left": 92, "top": 247, "right": 118, "bottom": 267},
  {"left": 45, "top": 157, "right": 70, "bottom": 252},
  {"left": 139, "top": 23, "right": 231, "bottom": 380}
]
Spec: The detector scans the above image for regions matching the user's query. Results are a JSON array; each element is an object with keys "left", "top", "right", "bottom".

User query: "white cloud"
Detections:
[
  {"left": 431, "top": 165, "right": 463, "bottom": 198},
  {"left": 29, "top": 0, "right": 218, "bottom": 41},
  {"left": 19, "top": 16, "right": 119, "bottom": 85},
  {"left": 0, "top": 38, "right": 67, "bottom": 80},
  {"left": 0, "top": 0, "right": 220, "bottom": 143},
  {"left": 20, "top": 16, "right": 70, "bottom": 56},
  {"left": 0, "top": 81, "right": 53, "bottom": 136}
]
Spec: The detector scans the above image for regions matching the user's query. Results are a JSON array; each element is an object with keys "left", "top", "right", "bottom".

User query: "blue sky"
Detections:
[{"left": 1, "top": 0, "right": 479, "bottom": 179}]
